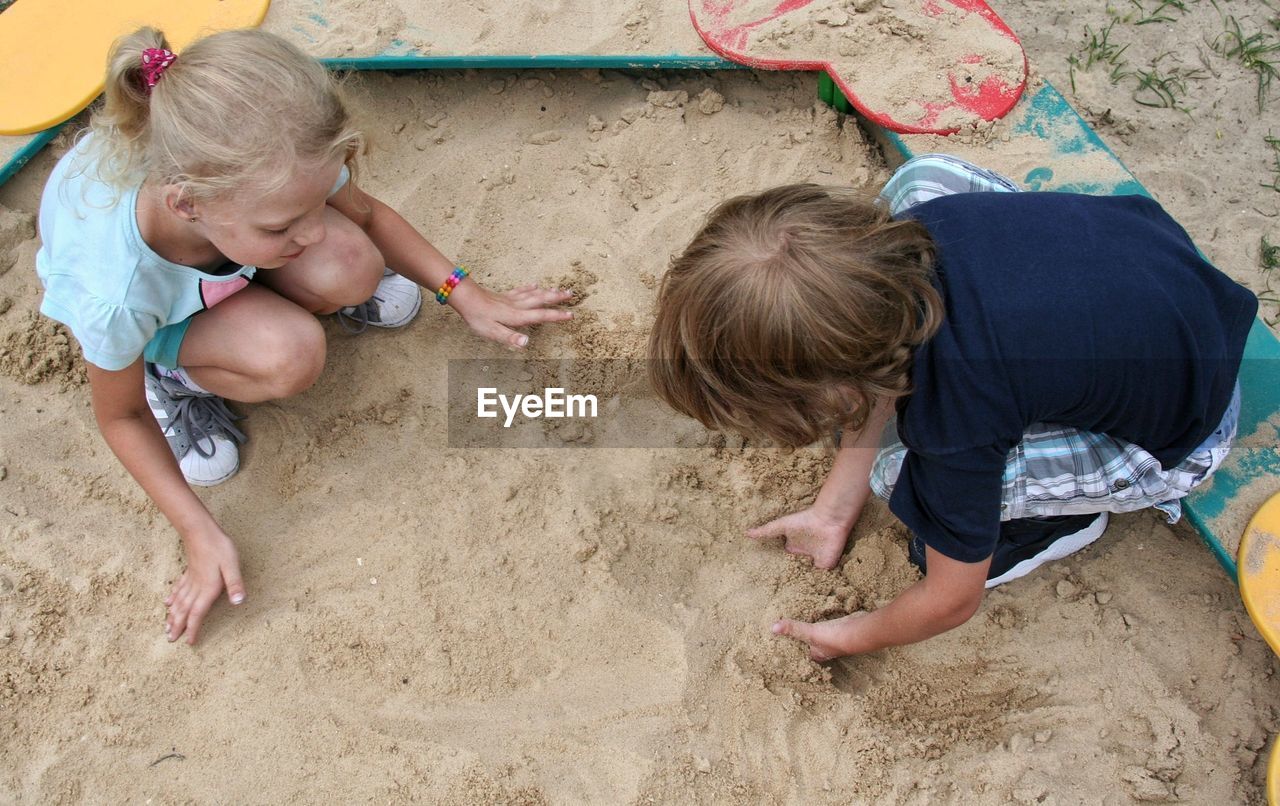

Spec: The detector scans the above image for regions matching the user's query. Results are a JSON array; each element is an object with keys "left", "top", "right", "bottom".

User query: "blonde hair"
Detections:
[
  {"left": 88, "top": 27, "right": 363, "bottom": 200},
  {"left": 648, "top": 184, "right": 943, "bottom": 448}
]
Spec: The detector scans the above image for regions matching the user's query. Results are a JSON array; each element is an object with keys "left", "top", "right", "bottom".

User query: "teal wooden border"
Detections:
[
  {"left": 320, "top": 54, "right": 742, "bottom": 70},
  {"left": 0, "top": 125, "right": 63, "bottom": 188},
  {"left": 880, "top": 83, "right": 1149, "bottom": 197}
]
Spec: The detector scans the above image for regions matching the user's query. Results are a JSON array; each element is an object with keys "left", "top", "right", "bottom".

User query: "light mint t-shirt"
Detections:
[{"left": 36, "top": 137, "right": 349, "bottom": 371}]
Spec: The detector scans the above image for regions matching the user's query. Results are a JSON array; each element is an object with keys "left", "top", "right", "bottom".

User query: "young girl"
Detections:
[
  {"left": 35, "top": 28, "right": 572, "bottom": 646},
  {"left": 649, "top": 154, "right": 1256, "bottom": 661}
]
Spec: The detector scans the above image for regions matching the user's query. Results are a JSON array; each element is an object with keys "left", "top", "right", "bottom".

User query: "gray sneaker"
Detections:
[
  {"left": 144, "top": 365, "right": 247, "bottom": 487},
  {"left": 337, "top": 269, "right": 422, "bottom": 333}
]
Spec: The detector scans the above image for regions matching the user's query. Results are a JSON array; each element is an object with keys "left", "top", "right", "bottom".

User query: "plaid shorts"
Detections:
[
  {"left": 870, "top": 383, "right": 1240, "bottom": 523},
  {"left": 869, "top": 154, "right": 1240, "bottom": 523}
]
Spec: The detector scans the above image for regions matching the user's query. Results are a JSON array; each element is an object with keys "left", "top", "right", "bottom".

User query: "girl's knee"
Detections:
[
  {"left": 307, "top": 228, "right": 383, "bottom": 309},
  {"left": 257, "top": 315, "right": 326, "bottom": 398}
]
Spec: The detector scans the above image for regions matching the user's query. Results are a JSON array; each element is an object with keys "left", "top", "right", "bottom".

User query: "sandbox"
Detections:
[
  {"left": 0, "top": 64, "right": 1272, "bottom": 804},
  {"left": 1, "top": 1, "right": 1279, "bottom": 802}
]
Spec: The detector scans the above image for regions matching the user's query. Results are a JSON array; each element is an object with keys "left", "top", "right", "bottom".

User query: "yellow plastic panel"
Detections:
[
  {"left": 0, "top": 0, "right": 271, "bottom": 135},
  {"left": 1239, "top": 492, "right": 1280, "bottom": 806}
]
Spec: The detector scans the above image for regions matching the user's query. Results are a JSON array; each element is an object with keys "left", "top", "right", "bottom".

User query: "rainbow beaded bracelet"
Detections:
[{"left": 435, "top": 266, "right": 470, "bottom": 305}]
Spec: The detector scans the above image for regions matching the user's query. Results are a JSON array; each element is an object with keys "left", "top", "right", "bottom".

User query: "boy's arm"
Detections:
[
  {"left": 747, "top": 398, "right": 894, "bottom": 569},
  {"left": 327, "top": 180, "right": 572, "bottom": 349},
  {"left": 813, "top": 397, "right": 895, "bottom": 525},
  {"left": 87, "top": 360, "right": 244, "bottom": 645},
  {"left": 773, "top": 545, "right": 990, "bottom": 659}
]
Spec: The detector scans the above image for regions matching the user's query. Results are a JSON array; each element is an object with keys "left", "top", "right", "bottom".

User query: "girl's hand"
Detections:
[
  {"left": 324, "top": 183, "right": 572, "bottom": 349},
  {"left": 452, "top": 283, "right": 574, "bottom": 349},
  {"left": 164, "top": 527, "right": 246, "bottom": 645},
  {"left": 747, "top": 506, "right": 855, "bottom": 570}
]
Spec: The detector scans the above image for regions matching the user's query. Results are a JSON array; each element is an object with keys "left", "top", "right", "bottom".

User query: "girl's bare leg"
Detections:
[{"left": 176, "top": 283, "right": 326, "bottom": 402}]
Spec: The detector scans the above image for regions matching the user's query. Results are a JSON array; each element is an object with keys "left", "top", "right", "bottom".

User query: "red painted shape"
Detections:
[
  {"left": 696, "top": 0, "right": 819, "bottom": 51},
  {"left": 689, "top": 0, "right": 1027, "bottom": 134},
  {"left": 949, "top": 71, "right": 1022, "bottom": 119}
]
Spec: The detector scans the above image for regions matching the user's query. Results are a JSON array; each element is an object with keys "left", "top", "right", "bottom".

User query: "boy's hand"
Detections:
[
  {"left": 452, "top": 283, "right": 573, "bottom": 350},
  {"left": 774, "top": 547, "right": 989, "bottom": 660},
  {"left": 164, "top": 527, "right": 246, "bottom": 645},
  {"left": 772, "top": 612, "right": 868, "bottom": 662},
  {"left": 747, "top": 506, "right": 854, "bottom": 570}
]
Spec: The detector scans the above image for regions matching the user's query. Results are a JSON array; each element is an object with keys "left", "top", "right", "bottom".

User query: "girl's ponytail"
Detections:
[
  {"left": 90, "top": 27, "right": 171, "bottom": 186},
  {"left": 84, "top": 27, "right": 362, "bottom": 202}
]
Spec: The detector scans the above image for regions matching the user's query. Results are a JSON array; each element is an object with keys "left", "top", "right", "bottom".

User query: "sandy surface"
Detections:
[
  {"left": 264, "top": 0, "right": 710, "bottom": 57},
  {"left": 263, "top": 0, "right": 1027, "bottom": 131},
  {"left": 2, "top": 2, "right": 1280, "bottom": 804}
]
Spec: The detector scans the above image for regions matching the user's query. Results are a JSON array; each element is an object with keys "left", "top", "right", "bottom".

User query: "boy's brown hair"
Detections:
[{"left": 648, "top": 183, "right": 942, "bottom": 448}]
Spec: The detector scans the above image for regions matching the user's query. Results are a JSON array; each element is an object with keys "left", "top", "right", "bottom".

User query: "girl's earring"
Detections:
[{"left": 189, "top": 217, "right": 197, "bottom": 222}]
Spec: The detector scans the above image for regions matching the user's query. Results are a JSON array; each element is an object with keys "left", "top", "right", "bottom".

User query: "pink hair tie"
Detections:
[{"left": 140, "top": 47, "right": 177, "bottom": 93}]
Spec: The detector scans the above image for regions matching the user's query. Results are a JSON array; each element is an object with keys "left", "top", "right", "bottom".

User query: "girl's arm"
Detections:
[
  {"left": 86, "top": 359, "right": 245, "bottom": 645},
  {"left": 327, "top": 180, "right": 573, "bottom": 348},
  {"left": 746, "top": 397, "right": 895, "bottom": 569}
]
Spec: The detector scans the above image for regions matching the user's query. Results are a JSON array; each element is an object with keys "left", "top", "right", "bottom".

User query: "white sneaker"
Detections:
[
  {"left": 144, "top": 365, "right": 246, "bottom": 487},
  {"left": 985, "top": 512, "right": 1110, "bottom": 588},
  {"left": 337, "top": 269, "right": 422, "bottom": 333}
]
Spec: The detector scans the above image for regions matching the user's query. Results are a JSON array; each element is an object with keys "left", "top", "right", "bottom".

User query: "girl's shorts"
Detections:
[
  {"left": 870, "top": 382, "right": 1242, "bottom": 524},
  {"left": 141, "top": 272, "right": 253, "bottom": 369},
  {"left": 143, "top": 317, "right": 193, "bottom": 370}
]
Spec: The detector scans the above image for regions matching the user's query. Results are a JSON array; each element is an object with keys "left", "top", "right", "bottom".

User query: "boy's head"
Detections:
[{"left": 648, "top": 183, "right": 942, "bottom": 448}]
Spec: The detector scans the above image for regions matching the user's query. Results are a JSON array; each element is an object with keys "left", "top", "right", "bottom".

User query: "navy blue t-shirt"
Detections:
[{"left": 888, "top": 192, "right": 1257, "bottom": 563}]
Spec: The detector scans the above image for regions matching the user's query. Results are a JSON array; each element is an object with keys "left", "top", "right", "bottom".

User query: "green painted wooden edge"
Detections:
[
  {"left": 0, "top": 125, "right": 63, "bottom": 188},
  {"left": 319, "top": 54, "right": 743, "bottom": 70}
]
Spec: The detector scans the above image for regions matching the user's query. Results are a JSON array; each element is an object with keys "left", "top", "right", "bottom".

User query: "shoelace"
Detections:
[
  {"left": 154, "top": 375, "right": 248, "bottom": 459},
  {"left": 336, "top": 295, "right": 385, "bottom": 335}
]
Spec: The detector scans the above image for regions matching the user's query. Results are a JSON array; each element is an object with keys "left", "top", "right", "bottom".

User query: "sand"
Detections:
[
  {"left": 2, "top": 3, "right": 1280, "bottom": 804},
  {"left": 263, "top": 0, "right": 710, "bottom": 57},
  {"left": 263, "top": 0, "right": 1026, "bottom": 131}
]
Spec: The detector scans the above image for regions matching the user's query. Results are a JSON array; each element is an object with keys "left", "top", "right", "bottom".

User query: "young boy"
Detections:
[{"left": 648, "top": 155, "right": 1255, "bottom": 660}]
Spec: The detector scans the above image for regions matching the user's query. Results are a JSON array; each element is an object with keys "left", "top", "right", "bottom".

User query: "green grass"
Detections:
[
  {"left": 1130, "top": 54, "right": 1205, "bottom": 110},
  {"left": 1068, "top": 20, "right": 1132, "bottom": 93},
  {"left": 1263, "top": 235, "right": 1280, "bottom": 270},
  {"left": 1260, "top": 235, "right": 1280, "bottom": 326},
  {"left": 1213, "top": 15, "right": 1280, "bottom": 111},
  {"left": 1132, "top": 0, "right": 1192, "bottom": 25},
  {"left": 1264, "top": 133, "right": 1280, "bottom": 192},
  {"left": 1067, "top": 24, "right": 1204, "bottom": 112}
]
